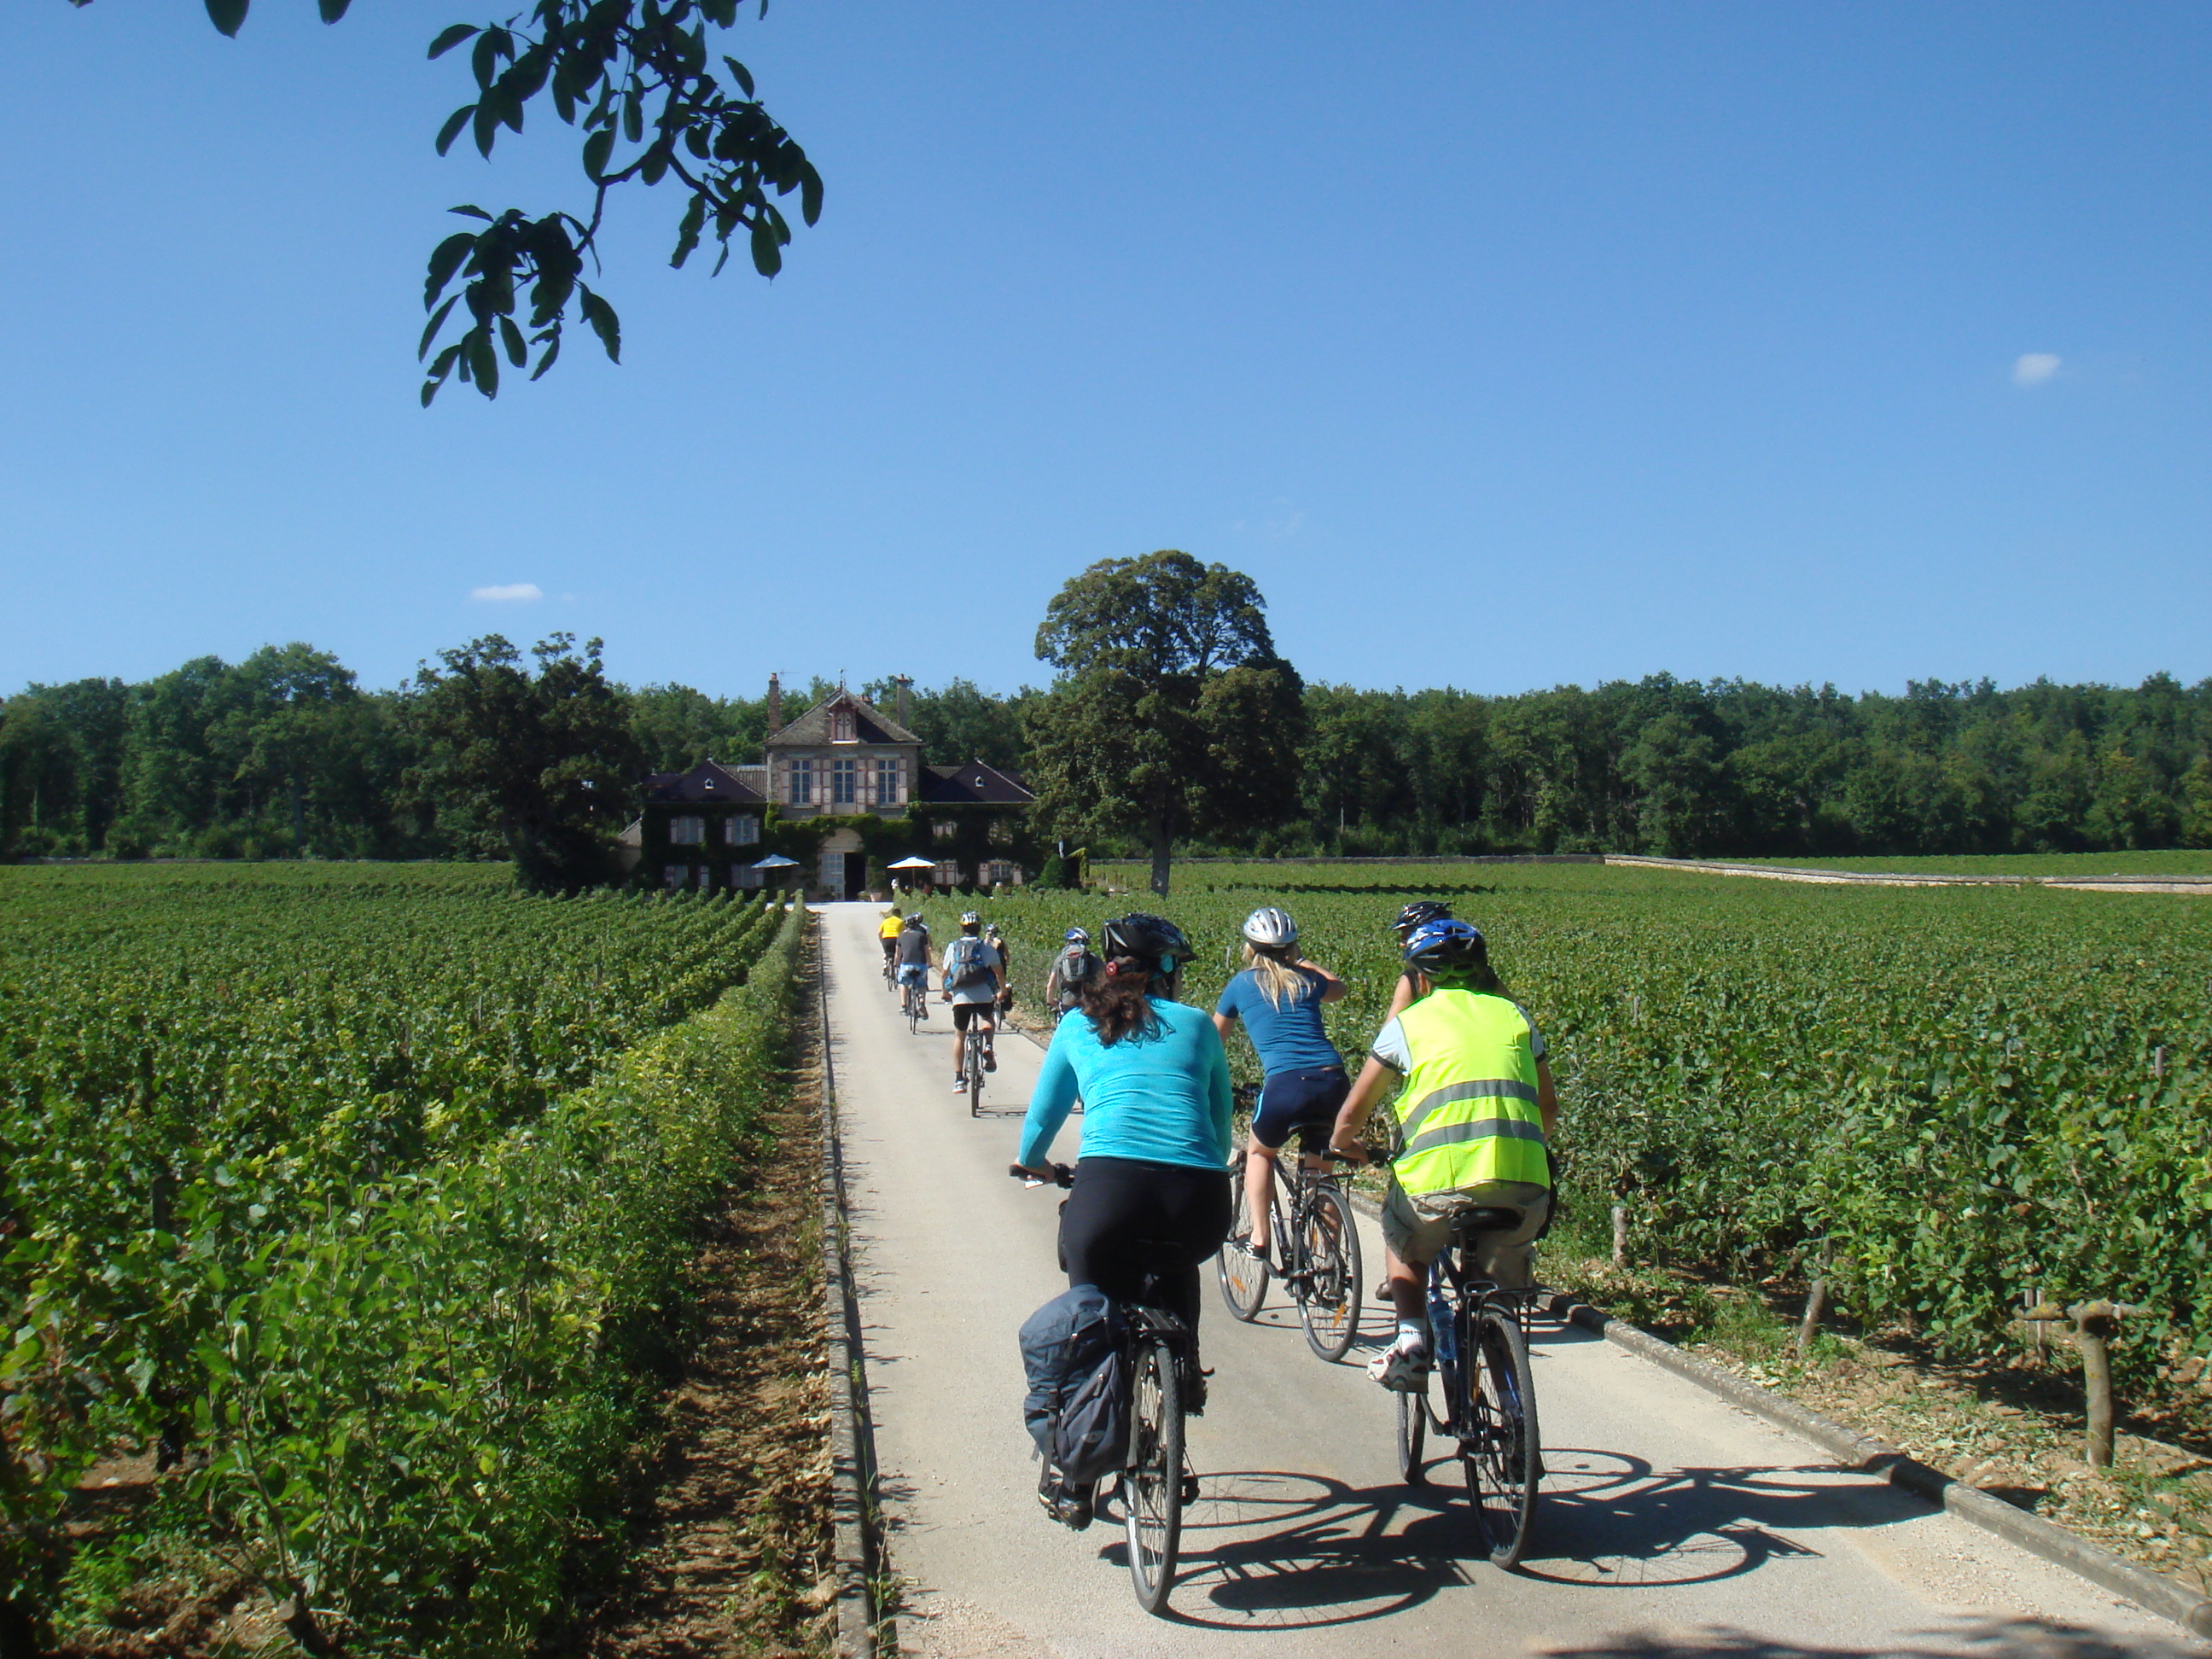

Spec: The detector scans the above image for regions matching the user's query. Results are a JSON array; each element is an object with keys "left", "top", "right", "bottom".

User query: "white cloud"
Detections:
[
  {"left": 2012, "top": 352, "right": 2061, "bottom": 387},
  {"left": 470, "top": 582, "right": 544, "bottom": 602}
]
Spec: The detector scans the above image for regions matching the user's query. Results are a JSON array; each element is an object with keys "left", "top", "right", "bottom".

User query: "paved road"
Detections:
[{"left": 818, "top": 904, "right": 2188, "bottom": 1659}]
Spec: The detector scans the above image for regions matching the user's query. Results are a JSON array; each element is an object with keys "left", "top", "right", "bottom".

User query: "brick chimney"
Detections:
[
  {"left": 766, "top": 672, "right": 783, "bottom": 737},
  {"left": 895, "top": 674, "right": 911, "bottom": 730}
]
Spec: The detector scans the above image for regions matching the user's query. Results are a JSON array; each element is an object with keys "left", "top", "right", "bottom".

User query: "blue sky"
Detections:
[{"left": 3, "top": 2, "right": 2207, "bottom": 701}]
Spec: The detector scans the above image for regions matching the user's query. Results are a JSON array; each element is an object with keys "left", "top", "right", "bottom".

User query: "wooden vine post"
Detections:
[
  {"left": 2023, "top": 1299, "right": 2143, "bottom": 1469},
  {"left": 1796, "top": 1241, "right": 1831, "bottom": 1360}
]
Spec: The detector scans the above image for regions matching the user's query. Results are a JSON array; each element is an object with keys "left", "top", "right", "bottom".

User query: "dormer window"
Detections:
[{"left": 832, "top": 709, "right": 857, "bottom": 743}]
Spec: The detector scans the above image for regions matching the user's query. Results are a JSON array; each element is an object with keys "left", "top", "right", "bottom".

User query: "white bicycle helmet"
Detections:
[{"left": 1241, "top": 905, "right": 1297, "bottom": 950}]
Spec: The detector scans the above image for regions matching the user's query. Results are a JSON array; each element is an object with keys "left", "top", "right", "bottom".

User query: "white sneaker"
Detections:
[{"left": 1368, "top": 1335, "right": 1429, "bottom": 1392}]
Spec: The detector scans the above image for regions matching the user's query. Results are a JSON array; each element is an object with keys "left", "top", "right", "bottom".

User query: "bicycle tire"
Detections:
[
  {"left": 1464, "top": 1304, "right": 1540, "bottom": 1568},
  {"left": 1217, "top": 1162, "right": 1269, "bottom": 1321},
  {"left": 1295, "top": 1183, "right": 1363, "bottom": 1363},
  {"left": 966, "top": 1033, "right": 984, "bottom": 1115},
  {"left": 1123, "top": 1336, "right": 1183, "bottom": 1615},
  {"left": 1394, "top": 1377, "right": 1429, "bottom": 1485}
]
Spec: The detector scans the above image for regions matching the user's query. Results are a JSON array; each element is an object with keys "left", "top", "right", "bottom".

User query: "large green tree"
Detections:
[
  {"left": 1023, "top": 551, "right": 1304, "bottom": 895},
  {"left": 72, "top": 0, "right": 822, "bottom": 404},
  {"left": 407, "top": 633, "right": 643, "bottom": 890}
]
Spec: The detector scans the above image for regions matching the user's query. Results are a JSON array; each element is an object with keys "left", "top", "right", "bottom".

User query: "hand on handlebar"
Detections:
[{"left": 1009, "top": 1161, "right": 1074, "bottom": 1188}]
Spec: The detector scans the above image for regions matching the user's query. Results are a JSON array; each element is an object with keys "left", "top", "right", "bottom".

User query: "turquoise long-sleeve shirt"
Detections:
[{"left": 1018, "top": 998, "right": 1233, "bottom": 1172}]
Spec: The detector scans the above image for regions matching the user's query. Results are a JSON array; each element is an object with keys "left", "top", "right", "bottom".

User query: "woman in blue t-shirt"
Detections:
[{"left": 1212, "top": 905, "right": 1348, "bottom": 1260}]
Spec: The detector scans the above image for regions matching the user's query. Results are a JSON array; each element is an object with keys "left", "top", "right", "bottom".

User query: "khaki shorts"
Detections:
[{"left": 1380, "top": 1179, "right": 1551, "bottom": 1288}]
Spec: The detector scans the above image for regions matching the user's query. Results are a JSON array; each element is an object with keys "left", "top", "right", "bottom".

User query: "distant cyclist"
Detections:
[
  {"left": 894, "top": 912, "right": 933, "bottom": 1016},
  {"left": 1017, "top": 914, "right": 1231, "bottom": 1412},
  {"left": 941, "top": 912, "right": 1004, "bottom": 1086},
  {"left": 1212, "top": 906, "right": 1348, "bottom": 1262},
  {"left": 1045, "top": 928, "right": 1097, "bottom": 1016},
  {"left": 1383, "top": 899, "right": 1454, "bottom": 1021},
  {"left": 878, "top": 905, "right": 906, "bottom": 978},
  {"left": 1332, "top": 918, "right": 1555, "bottom": 1391}
]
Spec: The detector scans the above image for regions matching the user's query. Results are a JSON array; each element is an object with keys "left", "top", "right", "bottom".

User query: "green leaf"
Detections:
[
  {"left": 435, "top": 104, "right": 476, "bottom": 156},
  {"left": 498, "top": 316, "right": 527, "bottom": 368},
  {"left": 721, "top": 55, "right": 755, "bottom": 99},
  {"left": 317, "top": 0, "right": 352, "bottom": 20},
  {"left": 204, "top": 0, "right": 249, "bottom": 36},
  {"left": 428, "top": 23, "right": 480, "bottom": 59},
  {"left": 449, "top": 204, "right": 495, "bottom": 223},
  {"left": 527, "top": 326, "right": 563, "bottom": 381},
  {"left": 799, "top": 164, "right": 823, "bottom": 228},
  {"left": 579, "top": 288, "right": 620, "bottom": 364},
  {"left": 425, "top": 233, "right": 476, "bottom": 307},
  {"left": 748, "top": 215, "right": 783, "bottom": 277},
  {"left": 467, "top": 329, "right": 500, "bottom": 398},
  {"left": 582, "top": 129, "right": 614, "bottom": 182},
  {"left": 418, "top": 294, "right": 461, "bottom": 358}
]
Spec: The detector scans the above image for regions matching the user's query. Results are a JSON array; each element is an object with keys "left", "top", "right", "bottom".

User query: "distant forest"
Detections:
[{"left": 3, "top": 644, "right": 2208, "bottom": 861}]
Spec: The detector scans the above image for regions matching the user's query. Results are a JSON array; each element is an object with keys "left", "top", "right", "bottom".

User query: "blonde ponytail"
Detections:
[{"left": 1244, "top": 943, "right": 1307, "bottom": 1011}]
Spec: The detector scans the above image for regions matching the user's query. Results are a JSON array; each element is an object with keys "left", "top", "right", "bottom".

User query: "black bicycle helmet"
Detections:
[
  {"left": 1100, "top": 912, "right": 1191, "bottom": 977},
  {"left": 1403, "top": 917, "right": 1487, "bottom": 981},
  {"left": 1393, "top": 900, "right": 1453, "bottom": 938}
]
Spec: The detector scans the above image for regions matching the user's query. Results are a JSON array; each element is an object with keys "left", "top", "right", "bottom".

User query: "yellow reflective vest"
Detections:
[{"left": 1387, "top": 989, "right": 1550, "bottom": 1196}]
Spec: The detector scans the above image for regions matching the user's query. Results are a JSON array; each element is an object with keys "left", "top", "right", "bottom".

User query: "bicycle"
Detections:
[
  {"left": 1391, "top": 1202, "right": 1543, "bottom": 1568},
  {"left": 1010, "top": 1162, "right": 1199, "bottom": 1615},
  {"left": 900, "top": 969, "right": 928, "bottom": 1033},
  {"left": 1217, "top": 1146, "right": 1363, "bottom": 1361},
  {"left": 958, "top": 1023, "right": 989, "bottom": 1112}
]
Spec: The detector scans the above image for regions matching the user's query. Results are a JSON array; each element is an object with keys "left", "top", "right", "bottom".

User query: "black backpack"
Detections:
[{"left": 1017, "top": 1285, "right": 1129, "bottom": 1484}]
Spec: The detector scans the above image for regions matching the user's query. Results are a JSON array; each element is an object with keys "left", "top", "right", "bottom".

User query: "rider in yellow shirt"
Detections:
[{"left": 878, "top": 905, "right": 906, "bottom": 980}]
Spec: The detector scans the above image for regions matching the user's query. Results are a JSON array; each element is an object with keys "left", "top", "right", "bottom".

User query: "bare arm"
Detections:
[
  {"left": 1301, "top": 959, "right": 1348, "bottom": 1004},
  {"left": 1212, "top": 1010, "right": 1237, "bottom": 1043},
  {"left": 1330, "top": 1055, "right": 1399, "bottom": 1158},
  {"left": 1384, "top": 971, "right": 1417, "bottom": 1022},
  {"left": 1537, "top": 1058, "right": 1557, "bottom": 1141}
]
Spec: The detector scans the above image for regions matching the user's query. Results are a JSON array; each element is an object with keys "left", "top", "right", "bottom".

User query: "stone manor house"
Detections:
[{"left": 622, "top": 677, "right": 1036, "bottom": 899}]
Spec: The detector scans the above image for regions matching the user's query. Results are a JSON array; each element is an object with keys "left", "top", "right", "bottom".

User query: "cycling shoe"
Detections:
[
  {"left": 1367, "top": 1336, "right": 1431, "bottom": 1392},
  {"left": 1037, "top": 1477, "right": 1094, "bottom": 1531}
]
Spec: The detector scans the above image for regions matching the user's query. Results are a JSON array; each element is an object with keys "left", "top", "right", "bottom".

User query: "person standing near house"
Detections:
[{"left": 941, "top": 912, "right": 1004, "bottom": 1086}]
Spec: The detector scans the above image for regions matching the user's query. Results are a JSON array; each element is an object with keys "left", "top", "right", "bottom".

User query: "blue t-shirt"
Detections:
[
  {"left": 1215, "top": 968, "right": 1342, "bottom": 1076},
  {"left": 1020, "top": 998, "right": 1232, "bottom": 1172}
]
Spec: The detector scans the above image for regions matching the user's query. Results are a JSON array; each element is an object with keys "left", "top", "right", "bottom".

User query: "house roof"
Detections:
[
  {"left": 640, "top": 760, "right": 767, "bottom": 806},
  {"left": 919, "top": 760, "right": 1034, "bottom": 806},
  {"left": 767, "top": 690, "right": 921, "bottom": 748}
]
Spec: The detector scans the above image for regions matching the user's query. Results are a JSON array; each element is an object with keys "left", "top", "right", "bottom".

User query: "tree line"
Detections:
[{"left": 5, "top": 574, "right": 2208, "bottom": 879}]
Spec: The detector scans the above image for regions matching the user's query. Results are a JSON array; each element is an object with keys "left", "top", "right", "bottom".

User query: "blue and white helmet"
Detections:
[{"left": 1403, "top": 918, "right": 1487, "bottom": 978}]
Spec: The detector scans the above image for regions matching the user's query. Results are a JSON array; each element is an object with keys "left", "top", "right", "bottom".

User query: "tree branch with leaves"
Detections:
[{"left": 72, "top": 0, "right": 823, "bottom": 404}]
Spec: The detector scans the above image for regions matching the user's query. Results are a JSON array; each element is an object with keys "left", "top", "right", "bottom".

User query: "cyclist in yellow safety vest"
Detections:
[
  {"left": 878, "top": 905, "right": 906, "bottom": 976},
  {"left": 1331, "top": 918, "right": 1557, "bottom": 1391}
]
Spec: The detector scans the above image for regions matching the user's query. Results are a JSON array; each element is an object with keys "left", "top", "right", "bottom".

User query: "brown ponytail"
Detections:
[{"left": 1077, "top": 956, "right": 1179, "bottom": 1045}]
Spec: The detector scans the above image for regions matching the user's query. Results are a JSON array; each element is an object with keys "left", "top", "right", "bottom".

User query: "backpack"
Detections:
[
  {"left": 946, "top": 936, "right": 992, "bottom": 992},
  {"left": 1017, "top": 1285, "right": 1129, "bottom": 1483},
  {"left": 1053, "top": 947, "right": 1099, "bottom": 1004}
]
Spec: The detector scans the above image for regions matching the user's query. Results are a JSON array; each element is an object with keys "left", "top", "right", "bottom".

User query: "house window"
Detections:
[
  {"left": 696, "top": 864, "right": 713, "bottom": 890},
  {"left": 789, "top": 759, "right": 814, "bottom": 806},
  {"left": 734, "top": 864, "right": 764, "bottom": 889},
  {"left": 669, "top": 815, "right": 706, "bottom": 846},
  {"left": 933, "top": 818, "right": 957, "bottom": 841},
  {"left": 662, "top": 863, "right": 687, "bottom": 888},
  {"left": 934, "top": 859, "right": 962, "bottom": 888},
  {"left": 873, "top": 759, "right": 900, "bottom": 807},
  {"left": 832, "top": 758, "right": 858, "bottom": 806},
  {"left": 724, "top": 815, "right": 760, "bottom": 847},
  {"left": 832, "top": 710, "right": 857, "bottom": 742},
  {"left": 981, "top": 860, "right": 1022, "bottom": 887},
  {"left": 988, "top": 817, "right": 1015, "bottom": 846}
]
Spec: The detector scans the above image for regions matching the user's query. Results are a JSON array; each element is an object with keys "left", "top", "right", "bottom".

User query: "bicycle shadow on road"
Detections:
[
  {"left": 1093, "top": 1467, "right": 1476, "bottom": 1630},
  {"left": 1534, "top": 1616, "right": 2203, "bottom": 1659}
]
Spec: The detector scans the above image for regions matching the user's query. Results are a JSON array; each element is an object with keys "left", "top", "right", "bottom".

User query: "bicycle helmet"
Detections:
[
  {"left": 1100, "top": 912, "right": 1191, "bottom": 976},
  {"left": 1240, "top": 905, "right": 1297, "bottom": 950},
  {"left": 959, "top": 911, "right": 981, "bottom": 928},
  {"left": 1403, "top": 917, "right": 1487, "bottom": 981},
  {"left": 1063, "top": 928, "right": 1091, "bottom": 945},
  {"left": 1392, "top": 900, "right": 1452, "bottom": 938}
]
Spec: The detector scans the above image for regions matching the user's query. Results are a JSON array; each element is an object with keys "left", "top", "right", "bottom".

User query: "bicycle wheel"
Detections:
[
  {"left": 1217, "top": 1161, "right": 1269, "bottom": 1320},
  {"left": 1123, "top": 1336, "right": 1184, "bottom": 1615},
  {"left": 906, "top": 985, "right": 921, "bottom": 1032},
  {"left": 1295, "top": 1183, "right": 1363, "bottom": 1363},
  {"left": 1394, "top": 1375, "right": 1429, "bottom": 1485},
  {"left": 1464, "top": 1305, "right": 1540, "bottom": 1568}
]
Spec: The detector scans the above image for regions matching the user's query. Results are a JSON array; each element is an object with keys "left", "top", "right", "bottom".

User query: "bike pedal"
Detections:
[{"left": 1179, "top": 1473, "right": 1200, "bottom": 1505}]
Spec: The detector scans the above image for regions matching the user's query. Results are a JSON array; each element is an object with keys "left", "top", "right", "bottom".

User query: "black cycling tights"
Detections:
[{"left": 1057, "top": 1156, "right": 1232, "bottom": 1342}]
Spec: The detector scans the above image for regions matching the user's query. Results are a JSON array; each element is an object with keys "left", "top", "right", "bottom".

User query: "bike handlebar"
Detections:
[{"left": 1009, "top": 1161, "right": 1074, "bottom": 1189}]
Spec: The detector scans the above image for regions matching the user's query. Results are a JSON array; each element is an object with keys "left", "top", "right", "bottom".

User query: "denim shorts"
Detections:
[{"left": 1249, "top": 1066, "right": 1350, "bottom": 1154}]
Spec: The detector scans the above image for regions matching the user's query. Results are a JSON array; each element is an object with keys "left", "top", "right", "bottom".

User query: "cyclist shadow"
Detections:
[{"left": 1091, "top": 1467, "right": 1479, "bottom": 1629}]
